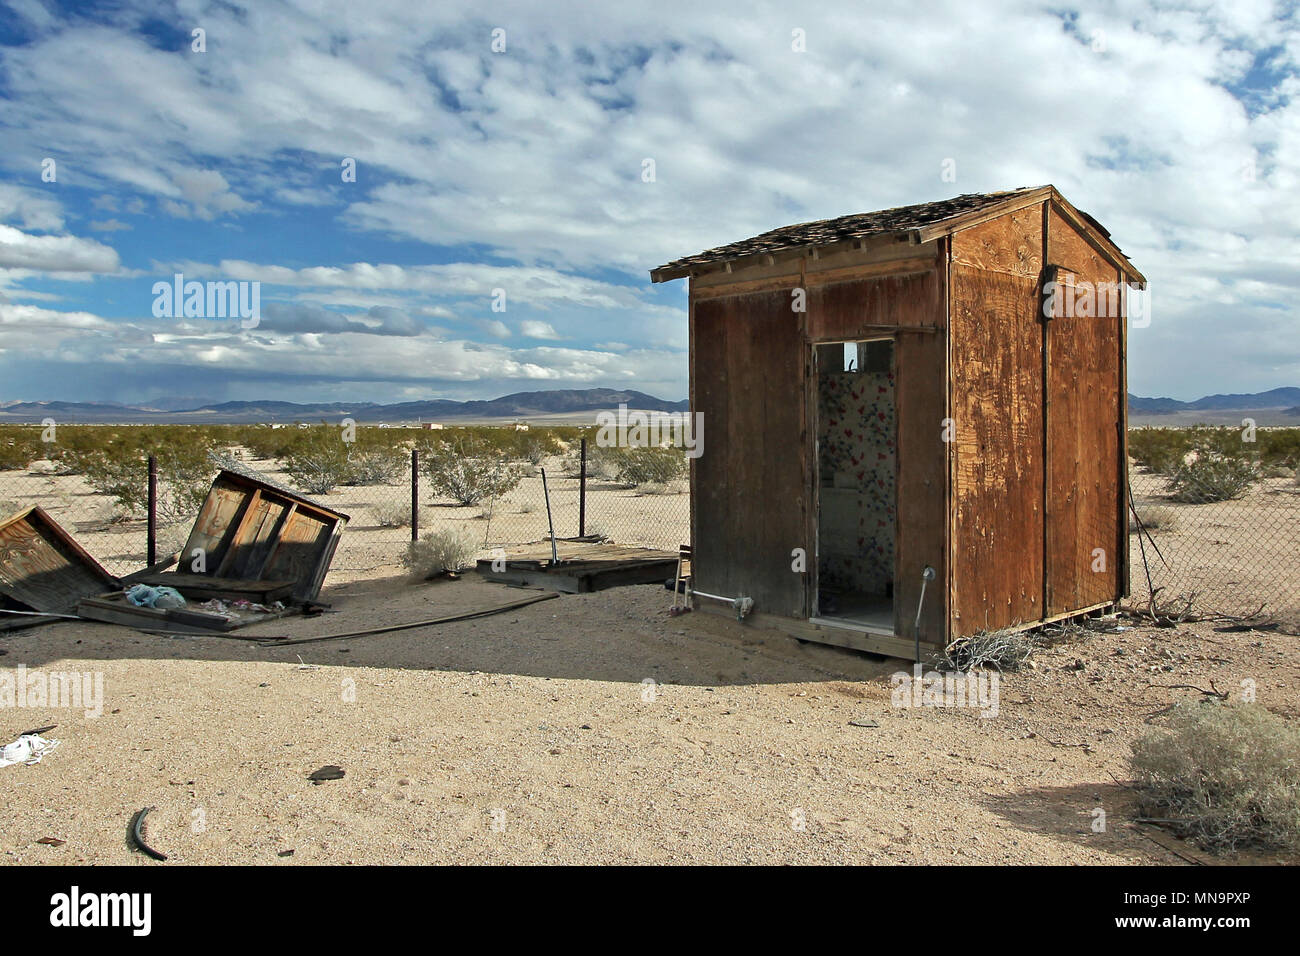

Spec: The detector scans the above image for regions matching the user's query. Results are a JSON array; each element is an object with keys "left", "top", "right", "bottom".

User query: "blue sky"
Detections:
[{"left": 0, "top": 0, "right": 1297, "bottom": 406}]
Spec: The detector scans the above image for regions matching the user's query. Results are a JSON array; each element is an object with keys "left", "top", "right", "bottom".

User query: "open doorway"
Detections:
[{"left": 812, "top": 338, "right": 896, "bottom": 632}]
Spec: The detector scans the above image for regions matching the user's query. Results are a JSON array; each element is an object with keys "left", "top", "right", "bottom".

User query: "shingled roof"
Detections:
[{"left": 649, "top": 184, "right": 1144, "bottom": 283}]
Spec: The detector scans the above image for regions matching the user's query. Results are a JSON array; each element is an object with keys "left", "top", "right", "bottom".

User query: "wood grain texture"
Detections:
[
  {"left": 951, "top": 203, "right": 1044, "bottom": 277},
  {"left": 1045, "top": 207, "right": 1123, "bottom": 613},
  {"left": 807, "top": 271, "right": 944, "bottom": 341},
  {"left": 893, "top": 328, "right": 949, "bottom": 643},
  {"left": 0, "top": 507, "right": 116, "bottom": 614},
  {"left": 949, "top": 263, "right": 1045, "bottom": 635},
  {"left": 691, "top": 288, "right": 807, "bottom": 617}
]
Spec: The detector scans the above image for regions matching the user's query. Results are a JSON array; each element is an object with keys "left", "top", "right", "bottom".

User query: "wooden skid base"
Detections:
[{"left": 699, "top": 604, "right": 941, "bottom": 661}]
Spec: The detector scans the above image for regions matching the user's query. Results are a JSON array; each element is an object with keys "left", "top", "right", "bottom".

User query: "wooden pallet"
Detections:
[{"left": 477, "top": 543, "right": 678, "bottom": 594}]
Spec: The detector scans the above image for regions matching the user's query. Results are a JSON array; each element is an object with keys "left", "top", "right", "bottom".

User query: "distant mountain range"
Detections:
[
  {"left": 0, "top": 388, "right": 691, "bottom": 424},
  {"left": 0, "top": 386, "right": 1295, "bottom": 425}
]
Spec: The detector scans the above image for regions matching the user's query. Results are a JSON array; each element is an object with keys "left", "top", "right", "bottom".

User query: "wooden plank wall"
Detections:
[
  {"left": 949, "top": 209, "right": 1046, "bottom": 635},
  {"left": 1045, "top": 205, "right": 1124, "bottom": 613},
  {"left": 807, "top": 270, "right": 948, "bottom": 643},
  {"left": 691, "top": 287, "right": 808, "bottom": 617}
]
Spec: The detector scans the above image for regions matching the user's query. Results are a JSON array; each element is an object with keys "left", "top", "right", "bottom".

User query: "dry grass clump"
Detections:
[
  {"left": 371, "top": 501, "right": 412, "bottom": 528},
  {"left": 402, "top": 528, "right": 477, "bottom": 578},
  {"left": 938, "top": 627, "right": 1037, "bottom": 672},
  {"left": 1130, "top": 504, "right": 1179, "bottom": 533},
  {"left": 1131, "top": 701, "right": 1300, "bottom": 853}
]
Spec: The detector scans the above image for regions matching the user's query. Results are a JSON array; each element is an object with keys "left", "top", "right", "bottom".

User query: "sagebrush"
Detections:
[{"left": 1131, "top": 701, "right": 1300, "bottom": 853}]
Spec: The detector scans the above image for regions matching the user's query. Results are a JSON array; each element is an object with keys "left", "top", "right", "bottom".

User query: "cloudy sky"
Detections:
[{"left": 0, "top": 0, "right": 1296, "bottom": 406}]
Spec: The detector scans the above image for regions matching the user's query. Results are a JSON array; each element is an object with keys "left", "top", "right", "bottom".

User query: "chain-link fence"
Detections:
[
  {"left": 1127, "top": 441, "right": 1300, "bottom": 630},
  {"left": 7, "top": 423, "right": 1291, "bottom": 627},
  {"left": 0, "top": 426, "right": 689, "bottom": 586}
]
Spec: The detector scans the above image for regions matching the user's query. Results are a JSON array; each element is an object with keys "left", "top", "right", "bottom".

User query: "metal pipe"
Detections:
[
  {"left": 690, "top": 589, "right": 754, "bottom": 620},
  {"left": 541, "top": 467, "right": 558, "bottom": 566},
  {"left": 578, "top": 437, "right": 587, "bottom": 537},
  {"left": 146, "top": 455, "right": 157, "bottom": 567},
  {"left": 410, "top": 448, "right": 420, "bottom": 543},
  {"left": 915, "top": 566, "right": 936, "bottom": 663}
]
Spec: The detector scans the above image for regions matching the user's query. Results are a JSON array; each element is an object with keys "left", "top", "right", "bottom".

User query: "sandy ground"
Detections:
[{"left": 1, "top": 574, "right": 1294, "bottom": 866}]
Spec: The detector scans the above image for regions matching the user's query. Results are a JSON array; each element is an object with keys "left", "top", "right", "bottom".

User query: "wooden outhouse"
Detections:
[{"left": 650, "top": 186, "right": 1146, "bottom": 658}]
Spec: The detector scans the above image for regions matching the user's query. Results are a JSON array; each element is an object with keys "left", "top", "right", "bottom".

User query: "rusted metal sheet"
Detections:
[
  {"left": 0, "top": 507, "right": 117, "bottom": 619},
  {"left": 177, "top": 468, "right": 347, "bottom": 603},
  {"left": 691, "top": 287, "right": 807, "bottom": 618},
  {"left": 1045, "top": 206, "right": 1123, "bottom": 614},
  {"left": 948, "top": 263, "right": 1045, "bottom": 635}
]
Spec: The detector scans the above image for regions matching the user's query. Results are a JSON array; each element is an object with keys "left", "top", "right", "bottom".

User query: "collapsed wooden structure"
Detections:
[
  {"left": 651, "top": 185, "right": 1146, "bottom": 657},
  {"left": 0, "top": 464, "right": 347, "bottom": 634}
]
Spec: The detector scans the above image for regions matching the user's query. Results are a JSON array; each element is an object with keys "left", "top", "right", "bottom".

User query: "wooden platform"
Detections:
[{"left": 477, "top": 542, "right": 678, "bottom": 593}]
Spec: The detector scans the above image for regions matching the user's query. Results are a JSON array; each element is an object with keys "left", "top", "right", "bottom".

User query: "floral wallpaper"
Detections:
[{"left": 817, "top": 368, "right": 896, "bottom": 595}]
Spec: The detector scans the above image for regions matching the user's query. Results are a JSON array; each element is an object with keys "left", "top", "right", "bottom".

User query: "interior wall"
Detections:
[{"left": 815, "top": 348, "right": 896, "bottom": 597}]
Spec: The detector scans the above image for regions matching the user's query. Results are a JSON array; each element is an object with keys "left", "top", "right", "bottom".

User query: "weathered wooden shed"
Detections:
[{"left": 650, "top": 185, "right": 1146, "bottom": 659}]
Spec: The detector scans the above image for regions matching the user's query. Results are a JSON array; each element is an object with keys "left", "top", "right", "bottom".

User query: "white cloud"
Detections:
[
  {"left": 520, "top": 320, "right": 561, "bottom": 339},
  {"left": 0, "top": 224, "right": 121, "bottom": 273}
]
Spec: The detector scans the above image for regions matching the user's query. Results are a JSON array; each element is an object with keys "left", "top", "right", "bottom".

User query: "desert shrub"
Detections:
[
  {"left": 344, "top": 445, "right": 406, "bottom": 485},
  {"left": 938, "top": 627, "right": 1037, "bottom": 672},
  {"left": 1130, "top": 504, "right": 1179, "bottom": 533},
  {"left": 76, "top": 436, "right": 216, "bottom": 523},
  {"left": 371, "top": 501, "right": 412, "bottom": 528},
  {"left": 403, "top": 528, "right": 477, "bottom": 577},
  {"left": 0, "top": 433, "right": 39, "bottom": 471},
  {"left": 281, "top": 428, "right": 353, "bottom": 494},
  {"left": 1128, "top": 428, "right": 1192, "bottom": 473},
  {"left": 614, "top": 446, "right": 686, "bottom": 486},
  {"left": 1258, "top": 428, "right": 1300, "bottom": 469},
  {"left": 1131, "top": 701, "right": 1300, "bottom": 852},
  {"left": 1166, "top": 455, "right": 1257, "bottom": 503},
  {"left": 422, "top": 438, "right": 524, "bottom": 506}
]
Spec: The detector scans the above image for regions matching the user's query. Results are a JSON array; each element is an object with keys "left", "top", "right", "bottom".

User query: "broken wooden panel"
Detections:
[
  {"left": 76, "top": 592, "right": 242, "bottom": 632},
  {"left": 180, "top": 468, "right": 348, "bottom": 603},
  {"left": 0, "top": 507, "right": 117, "bottom": 618},
  {"left": 692, "top": 287, "right": 807, "bottom": 618},
  {"left": 1045, "top": 206, "right": 1124, "bottom": 614},
  {"left": 949, "top": 263, "right": 1045, "bottom": 636},
  {"left": 125, "top": 572, "right": 294, "bottom": 604}
]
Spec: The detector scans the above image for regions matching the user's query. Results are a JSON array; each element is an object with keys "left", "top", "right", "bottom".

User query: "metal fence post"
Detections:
[
  {"left": 410, "top": 448, "right": 419, "bottom": 542},
  {"left": 579, "top": 437, "right": 587, "bottom": 537},
  {"left": 146, "top": 454, "right": 157, "bottom": 566}
]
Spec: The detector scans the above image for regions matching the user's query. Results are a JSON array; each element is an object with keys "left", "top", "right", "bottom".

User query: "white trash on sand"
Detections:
[{"left": 0, "top": 733, "right": 60, "bottom": 769}]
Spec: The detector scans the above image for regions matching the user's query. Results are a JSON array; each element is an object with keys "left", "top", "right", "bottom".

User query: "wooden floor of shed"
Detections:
[{"left": 476, "top": 541, "right": 680, "bottom": 593}]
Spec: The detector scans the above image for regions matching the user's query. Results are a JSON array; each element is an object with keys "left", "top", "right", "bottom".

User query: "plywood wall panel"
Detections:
[
  {"left": 1045, "top": 207, "right": 1124, "bottom": 613},
  {"left": 691, "top": 289, "right": 808, "bottom": 616},
  {"left": 951, "top": 204, "right": 1044, "bottom": 277},
  {"left": 949, "top": 264, "right": 1045, "bottom": 635},
  {"left": 807, "top": 270, "right": 944, "bottom": 340}
]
